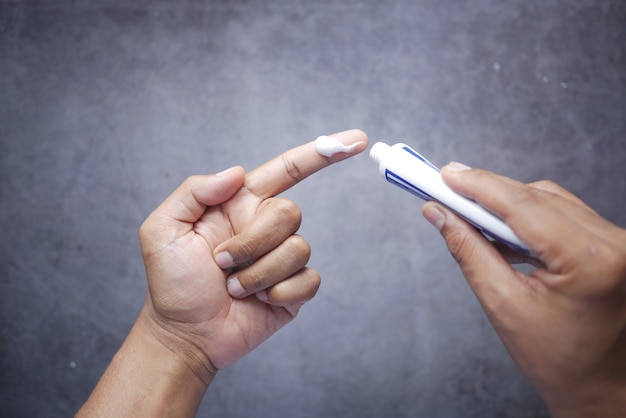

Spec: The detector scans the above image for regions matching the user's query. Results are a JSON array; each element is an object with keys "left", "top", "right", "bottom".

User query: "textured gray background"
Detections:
[{"left": 1, "top": 1, "right": 625, "bottom": 417}]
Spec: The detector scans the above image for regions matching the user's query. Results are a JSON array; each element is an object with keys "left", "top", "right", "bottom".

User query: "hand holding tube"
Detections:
[{"left": 422, "top": 163, "right": 626, "bottom": 417}]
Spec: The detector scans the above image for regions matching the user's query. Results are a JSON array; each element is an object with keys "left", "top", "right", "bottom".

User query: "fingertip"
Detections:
[
  {"left": 227, "top": 277, "right": 246, "bottom": 298},
  {"left": 347, "top": 128, "right": 369, "bottom": 149},
  {"left": 216, "top": 165, "right": 245, "bottom": 180},
  {"left": 214, "top": 251, "right": 235, "bottom": 269},
  {"left": 256, "top": 290, "right": 269, "bottom": 302},
  {"left": 188, "top": 167, "right": 244, "bottom": 208},
  {"left": 156, "top": 167, "right": 245, "bottom": 226},
  {"left": 320, "top": 129, "right": 369, "bottom": 161},
  {"left": 439, "top": 162, "right": 476, "bottom": 198},
  {"left": 333, "top": 128, "right": 369, "bottom": 145},
  {"left": 441, "top": 161, "right": 472, "bottom": 174},
  {"left": 422, "top": 202, "right": 479, "bottom": 248}
]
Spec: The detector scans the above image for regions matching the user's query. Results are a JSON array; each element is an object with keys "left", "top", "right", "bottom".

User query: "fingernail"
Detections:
[
  {"left": 214, "top": 251, "right": 235, "bottom": 269},
  {"left": 446, "top": 161, "right": 472, "bottom": 172},
  {"left": 227, "top": 277, "right": 246, "bottom": 298},
  {"left": 216, "top": 166, "right": 237, "bottom": 177},
  {"left": 423, "top": 205, "right": 446, "bottom": 231},
  {"left": 256, "top": 290, "right": 268, "bottom": 302}
]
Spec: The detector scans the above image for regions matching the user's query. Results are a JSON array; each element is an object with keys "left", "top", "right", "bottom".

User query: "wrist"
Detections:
[
  {"left": 77, "top": 302, "right": 212, "bottom": 417},
  {"left": 139, "top": 300, "right": 218, "bottom": 386}
]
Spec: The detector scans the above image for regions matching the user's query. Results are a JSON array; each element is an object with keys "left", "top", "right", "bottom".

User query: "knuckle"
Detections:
[
  {"left": 532, "top": 179, "right": 559, "bottom": 193},
  {"left": 281, "top": 154, "right": 304, "bottom": 184},
  {"left": 443, "top": 227, "right": 479, "bottom": 269},
  {"left": 180, "top": 175, "right": 203, "bottom": 201},
  {"left": 502, "top": 186, "right": 545, "bottom": 220},
  {"left": 597, "top": 242, "right": 626, "bottom": 292},
  {"left": 514, "top": 186, "right": 543, "bottom": 206},
  {"left": 550, "top": 240, "right": 626, "bottom": 296},
  {"left": 272, "top": 198, "right": 302, "bottom": 225},
  {"left": 306, "top": 268, "right": 322, "bottom": 294},
  {"left": 182, "top": 175, "right": 199, "bottom": 189},
  {"left": 285, "top": 235, "right": 311, "bottom": 262},
  {"left": 247, "top": 267, "right": 269, "bottom": 289},
  {"left": 292, "top": 267, "right": 321, "bottom": 303},
  {"left": 237, "top": 238, "right": 260, "bottom": 260}
]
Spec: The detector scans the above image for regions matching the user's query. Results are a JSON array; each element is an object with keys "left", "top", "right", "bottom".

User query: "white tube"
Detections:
[{"left": 370, "top": 142, "right": 531, "bottom": 255}]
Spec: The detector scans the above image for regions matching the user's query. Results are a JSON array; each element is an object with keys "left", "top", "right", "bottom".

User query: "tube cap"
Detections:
[{"left": 369, "top": 142, "right": 391, "bottom": 164}]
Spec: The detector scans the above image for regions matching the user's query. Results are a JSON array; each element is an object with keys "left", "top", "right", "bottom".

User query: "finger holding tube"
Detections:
[
  {"left": 439, "top": 164, "right": 626, "bottom": 295},
  {"left": 439, "top": 165, "right": 597, "bottom": 272}
]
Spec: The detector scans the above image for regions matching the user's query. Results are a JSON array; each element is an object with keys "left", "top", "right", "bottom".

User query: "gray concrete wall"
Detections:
[{"left": 1, "top": 1, "right": 625, "bottom": 417}]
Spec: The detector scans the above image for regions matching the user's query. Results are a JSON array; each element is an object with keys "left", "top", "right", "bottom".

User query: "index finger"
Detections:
[{"left": 245, "top": 129, "right": 368, "bottom": 199}]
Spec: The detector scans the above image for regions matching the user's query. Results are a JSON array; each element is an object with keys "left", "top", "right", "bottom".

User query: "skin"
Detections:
[
  {"left": 422, "top": 162, "right": 626, "bottom": 417},
  {"left": 76, "top": 129, "right": 368, "bottom": 417},
  {"left": 78, "top": 134, "right": 625, "bottom": 417}
]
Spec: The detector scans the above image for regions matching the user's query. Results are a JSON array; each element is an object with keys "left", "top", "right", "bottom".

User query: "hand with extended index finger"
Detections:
[
  {"left": 422, "top": 163, "right": 626, "bottom": 418},
  {"left": 77, "top": 129, "right": 368, "bottom": 418},
  {"left": 143, "top": 129, "right": 368, "bottom": 371}
]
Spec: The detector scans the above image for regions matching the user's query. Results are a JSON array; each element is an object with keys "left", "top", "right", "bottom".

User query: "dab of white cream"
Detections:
[{"left": 315, "top": 135, "right": 364, "bottom": 157}]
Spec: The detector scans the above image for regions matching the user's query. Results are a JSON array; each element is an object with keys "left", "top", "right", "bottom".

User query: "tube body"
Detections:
[{"left": 370, "top": 142, "right": 531, "bottom": 255}]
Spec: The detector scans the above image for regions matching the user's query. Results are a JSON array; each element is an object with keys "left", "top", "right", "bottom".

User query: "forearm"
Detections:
[{"left": 76, "top": 306, "right": 211, "bottom": 418}]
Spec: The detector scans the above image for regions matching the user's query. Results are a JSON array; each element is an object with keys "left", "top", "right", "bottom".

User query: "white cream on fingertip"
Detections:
[{"left": 315, "top": 135, "right": 364, "bottom": 157}]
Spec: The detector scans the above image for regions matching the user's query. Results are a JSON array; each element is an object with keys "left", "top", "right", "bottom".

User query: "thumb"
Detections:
[
  {"left": 159, "top": 166, "right": 246, "bottom": 225},
  {"left": 140, "top": 166, "right": 245, "bottom": 247},
  {"left": 421, "top": 202, "right": 517, "bottom": 300}
]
